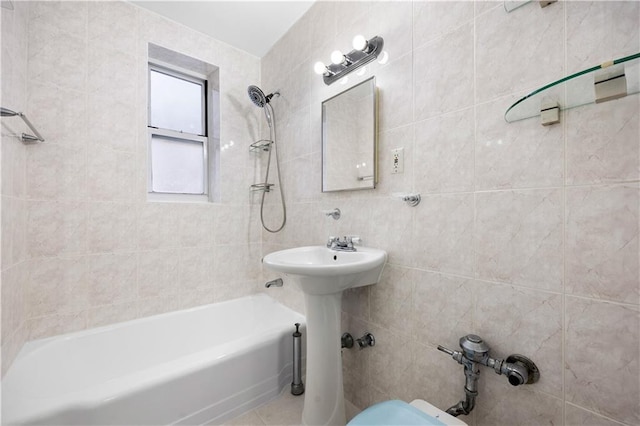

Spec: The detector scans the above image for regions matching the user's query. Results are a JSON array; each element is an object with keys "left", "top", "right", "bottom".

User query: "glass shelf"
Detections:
[
  {"left": 504, "top": 1, "right": 557, "bottom": 13},
  {"left": 504, "top": 52, "right": 640, "bottom": 123},
  {"left": 504, "top": 1, "right": 531, "bottom": 13}
]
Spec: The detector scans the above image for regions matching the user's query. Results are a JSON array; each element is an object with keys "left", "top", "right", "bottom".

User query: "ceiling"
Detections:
[{"left": 131, "top": 1, "right": 315, "bottom": 58}]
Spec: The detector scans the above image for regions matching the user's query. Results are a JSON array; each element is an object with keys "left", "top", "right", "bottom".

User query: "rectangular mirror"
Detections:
[{"left": 322, "top": 76, "right": 377, "bottom": 192}]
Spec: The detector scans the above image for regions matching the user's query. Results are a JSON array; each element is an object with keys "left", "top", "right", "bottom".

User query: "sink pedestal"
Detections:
[{"left": 302, "top": 292, "right": 345, "bottom": 426}]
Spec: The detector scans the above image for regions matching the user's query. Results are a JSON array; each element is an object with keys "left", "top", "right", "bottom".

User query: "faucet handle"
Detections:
[
  {"left": 323, "top": 208, "right": 341, "bottom": 220},
  {"left": 327, "top": 236, "right": 338, "bottom": 247},
  {"left": 437, "top": 344, "right": 463, "bottom": 364},
  {"left": 437, "top": 345, "right": 455, "bottom": 356},
  {"left": 349, "top": 236, "right": 362, "bottom": 245}
]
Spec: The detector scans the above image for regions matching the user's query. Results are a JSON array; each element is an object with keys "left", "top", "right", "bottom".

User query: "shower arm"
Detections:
[{"left": 0, "top": 107, "right": 45, "bottom": 143}]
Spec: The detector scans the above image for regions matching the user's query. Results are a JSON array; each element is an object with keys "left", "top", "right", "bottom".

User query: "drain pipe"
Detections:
[
  {"left": 437, "top": 339, "right": 482, "bottom": 417},
  {"left": 444, "top": 361, "right": 479, "bottom": 416}
]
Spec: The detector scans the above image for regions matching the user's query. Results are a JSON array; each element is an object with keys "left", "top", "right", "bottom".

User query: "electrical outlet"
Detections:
[{"left": 391, "top": 148, "right": 404, "bottom": 174}]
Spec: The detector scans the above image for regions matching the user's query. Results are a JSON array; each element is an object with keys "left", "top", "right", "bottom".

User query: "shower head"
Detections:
[{"left": 247, "top": 85, "right": 279, "bottom": 108}]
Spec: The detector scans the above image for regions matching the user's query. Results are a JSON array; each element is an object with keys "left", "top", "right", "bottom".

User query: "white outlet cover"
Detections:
[{"left": 392, "top": 148, "right": 404, "bottom": 174}]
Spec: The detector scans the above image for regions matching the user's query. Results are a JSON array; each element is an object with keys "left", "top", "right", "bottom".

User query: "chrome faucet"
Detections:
[
  {"left": 326, "top": 236, "right": 361, "bottom": 251},
  {"left": 265, "top": 278, "right": 283, "bottom": 288}
]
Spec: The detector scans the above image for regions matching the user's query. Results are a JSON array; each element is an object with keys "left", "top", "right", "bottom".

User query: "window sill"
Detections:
[{"left": 147, "top": 192, "right": 210, "bottom": 203}]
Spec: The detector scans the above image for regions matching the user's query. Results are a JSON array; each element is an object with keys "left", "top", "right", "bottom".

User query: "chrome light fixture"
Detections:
[{"left": 314, "top": 35, "right": 384, "bottom": 86}]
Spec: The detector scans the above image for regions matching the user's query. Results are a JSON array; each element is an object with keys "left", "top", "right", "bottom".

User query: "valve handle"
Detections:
[{"left": 437, "top": 345, "right": 455, "bottom": 356}]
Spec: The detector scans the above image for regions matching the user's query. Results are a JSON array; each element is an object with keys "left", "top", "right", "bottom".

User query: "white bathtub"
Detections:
[{"left": 2, "top": 294, "right": 306, "bottom": 425}]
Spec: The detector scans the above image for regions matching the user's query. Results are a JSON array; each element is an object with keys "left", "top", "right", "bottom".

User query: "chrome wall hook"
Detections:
[{"left": 393, "top": 193, "right": 421, "bottom": 207}]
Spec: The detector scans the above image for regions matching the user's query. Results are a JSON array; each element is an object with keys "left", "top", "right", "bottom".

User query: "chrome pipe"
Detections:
[
  {"left": 438, "top": 335, "right": 540, "bottom": 417},
  {"left": 446, "top": 362, "right": 480, "bottom": 417}
]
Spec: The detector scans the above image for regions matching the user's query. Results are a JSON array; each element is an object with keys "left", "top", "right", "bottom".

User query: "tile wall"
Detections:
[
  {"left": 261, "top": 2, "right": 640, "bottom": 425},
  {"left": 1, "top": 0, "right": 264, "bottom": 374},
  {"left": 1, "top": 0, "right": 30, "bottom": 378}
]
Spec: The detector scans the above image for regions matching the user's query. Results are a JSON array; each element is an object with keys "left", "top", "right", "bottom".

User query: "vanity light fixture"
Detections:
[{"left": 314, "top": 35, "right": 384, "bottom": 85}]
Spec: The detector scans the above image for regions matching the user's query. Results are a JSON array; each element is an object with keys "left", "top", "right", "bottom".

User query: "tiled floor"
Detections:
[{"left": 223, "top": 388, "right": 360, "bottom": 425}]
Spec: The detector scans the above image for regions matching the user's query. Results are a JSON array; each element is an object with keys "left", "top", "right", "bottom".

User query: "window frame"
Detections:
[{"left": 147, "top": 61, "right": 209, "bottom": 199}]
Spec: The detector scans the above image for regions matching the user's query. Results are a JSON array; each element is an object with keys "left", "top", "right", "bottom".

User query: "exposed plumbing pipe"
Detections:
[
  {"left": 438, "top": 334, "right": 540, "bottom": 417},
  {"left": 445, "top": 363, "right": 479, "bottom": 417}
]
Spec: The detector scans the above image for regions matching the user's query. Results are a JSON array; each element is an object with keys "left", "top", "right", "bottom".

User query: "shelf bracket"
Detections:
[
  {"left": 540, "top": 98, "right": 560, "bottom": 126},
  {"left": 594, "top": 66, "right": 627, "bottom": 104}
]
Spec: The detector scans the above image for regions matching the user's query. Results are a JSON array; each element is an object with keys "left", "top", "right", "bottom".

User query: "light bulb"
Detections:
[
  {"left": 377, "top": 51, "right": 389, "bottom": 65},
  {"left": 314, "top": 61, "right": 327, "bottom": 75},
  {"left": 352, "top": 35, "right": 367, "bottom": 51},
  {"left": 331, "top": 50, "right": 345, "bottom": 65}
]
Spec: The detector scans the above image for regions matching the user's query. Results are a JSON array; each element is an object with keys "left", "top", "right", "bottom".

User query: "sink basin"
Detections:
[
  {"left": 262, "top": 246, "right": 387, "bottom": 295},
  {"left": 262, "top": 245, "right": 387, "bottom": 425}
]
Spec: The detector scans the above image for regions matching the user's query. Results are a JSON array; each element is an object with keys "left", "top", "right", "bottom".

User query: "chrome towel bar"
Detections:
[{"left": 1, "top": 107, "right": 45, "bottom": 143}]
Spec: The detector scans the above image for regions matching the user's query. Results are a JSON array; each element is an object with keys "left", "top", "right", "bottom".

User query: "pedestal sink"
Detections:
[{"left": 263, "top": 246, "right": 387, "bottom": 426}]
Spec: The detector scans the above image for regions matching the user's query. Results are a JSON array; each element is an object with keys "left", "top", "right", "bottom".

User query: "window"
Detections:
[
  {"left": 150, "top": 135, "right": 205, "bottom": 194},
  {"left": 148, "top": 63, "right": 208, "bottom": 197},
  {"left": 150, "top": 67, "right": 205, "bottom": 135}
]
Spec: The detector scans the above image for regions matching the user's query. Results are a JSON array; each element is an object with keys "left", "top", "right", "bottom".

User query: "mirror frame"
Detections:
[{"left": 321, "top": 76, "right": 378, "bottom": 193}]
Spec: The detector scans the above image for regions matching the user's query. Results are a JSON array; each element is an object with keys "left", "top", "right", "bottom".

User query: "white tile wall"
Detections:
[
  {"left": 475, "top": 188, "right": 563, "bottom": 291},
  {"left": 1, "top": 0, "right": 30, "bottom": 375},
  {"left": 413, "top": 107, "right": 474, "bottom": 194},
  {"left": 565, "top": 184, "right": 640, "bottom": 304},
  {"left": 565, "top": 297, "right": 640, "bottom": 425},
  {"left": 262, "top": 1, "right": 640, "bottom": 425},
  {"left": 2, "top": 0, "right": 263, "bottom": 375}
]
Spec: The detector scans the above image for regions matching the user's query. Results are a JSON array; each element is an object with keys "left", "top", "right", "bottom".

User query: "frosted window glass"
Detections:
[
  {"left": 151, "top": 135, "right": 204, "bottom": 194},
  {"left": 150, "top": 69, "right": 204, "bottom": 135}
]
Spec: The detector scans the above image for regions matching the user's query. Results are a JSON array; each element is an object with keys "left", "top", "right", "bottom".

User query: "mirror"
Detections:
[{"left": 322, "top": 76, "right": 377, "bottom": 192}]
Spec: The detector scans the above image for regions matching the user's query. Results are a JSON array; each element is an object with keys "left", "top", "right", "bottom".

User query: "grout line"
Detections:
[
  {"left": 387, "top": 261, "right": 640, "bottom": 308},
  {"left": 562, "top": 1, "right": 568, "bottom": 418},
  {"left": 564, "top": 401, "right": 631, "bottom": 426}
]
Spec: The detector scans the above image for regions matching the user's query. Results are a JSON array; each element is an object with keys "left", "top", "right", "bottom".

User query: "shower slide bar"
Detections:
[{"left": 0, "top": 107, "right": 45, "bottom": 143}]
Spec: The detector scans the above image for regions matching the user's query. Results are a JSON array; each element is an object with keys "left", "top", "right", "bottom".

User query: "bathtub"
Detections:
[{"left": 2, "top": 294, "right": 306, "bottom": 425}]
